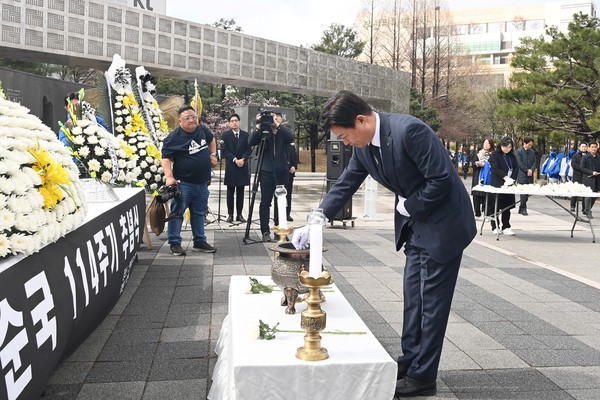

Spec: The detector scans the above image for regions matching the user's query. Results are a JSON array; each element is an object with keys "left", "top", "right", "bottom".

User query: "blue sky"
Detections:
[{"left": 166, "top": 0, "right": 589, "bottom": 47}]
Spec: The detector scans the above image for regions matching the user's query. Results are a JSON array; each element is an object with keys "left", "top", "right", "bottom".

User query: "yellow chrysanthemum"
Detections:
[
  {"left": 119, "top": 140, "right": 136, "bottom": 158},
  {"left": 132, "top": 113, "right": 149, "bottom": 134},
  {"left": 146, "top": 143, "right": 161, "bottom": 159},
  {"left": 122, "top": 93, "right": 137, "bottom": 107},
  {"left": 28, "top": 145, "right": 71, "bottom": 209}
]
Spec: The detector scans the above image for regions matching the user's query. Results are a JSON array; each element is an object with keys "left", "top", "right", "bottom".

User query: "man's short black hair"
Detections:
[
  {"left": 229, "top": 113, "right": 240, "bottom": 121},
  {"left": 177, "top": 105, "right": 194, "bottom": 115},
  {"left": 275, "top": 112, "right": 283, "bottom": 117},
  {"left": 65, "top": 92, "right": 78, "bottom": 107},
  {"left": 321, "top": 90, "right": 372, "bottom": 131},
  {"left": 523, "top": 137, "right": 534, "bottom": 144}
]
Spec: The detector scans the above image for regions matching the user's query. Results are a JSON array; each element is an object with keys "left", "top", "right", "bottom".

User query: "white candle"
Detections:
[
  {"left": 308, "top": 223, "right": 322, "bottom": 278},
  {"left": 277, "top": 195, "right": 287, "bottom": 228},
  {"left": 275, "top": 185, "right": 287, "bottom": 228}
]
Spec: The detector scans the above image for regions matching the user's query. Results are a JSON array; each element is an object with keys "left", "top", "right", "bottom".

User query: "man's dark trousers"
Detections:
[{"left": 397, "top": 229, "right": 462, "bottom": 383}]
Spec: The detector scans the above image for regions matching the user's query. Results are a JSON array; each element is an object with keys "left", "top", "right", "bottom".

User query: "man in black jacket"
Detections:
[
  {"left": 248, "top": 112, "right": 294, "bottom": 242},
  {"left": 515, "top": 137, "right": 537, "bottom": 216},
  {"left": 570, "top": 142, "right": 588, "bottom": 212},
  {"left": 581, "top": 142, "right": 600, "bottom": 218},
  {"left": 221, "top": 113, "right": 251, "bottom": 223}
]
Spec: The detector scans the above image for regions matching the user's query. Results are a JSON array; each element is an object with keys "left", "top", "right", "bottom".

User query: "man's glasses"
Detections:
[{"left": 181, "top": 114, "right": 198, "bottom": 121}]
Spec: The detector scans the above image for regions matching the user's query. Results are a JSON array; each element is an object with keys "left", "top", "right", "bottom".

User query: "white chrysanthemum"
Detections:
[
  {"left": 71, "top": 126, "right": 83, "bottom": 136},
  {"left": 114, "top": 102, "right": 123, "bottom": 109},
  {"left": 115, "top": 126, "right": 124, "bottom": 133},
  {"left": 139, "top": 150, "right": 147, "bottom": 157},
  {"left": 140, "top": 160, "right": 148, "bottom": 169},
  {"left": 125, "top": 116, "right": 132, "bottom": 123},
  {"left": 6, "top": 195, "right": 32, "bottom": 214},
  {"left": 0, "top": 234, "right": 10, "bottom": 258},
  {"left": 78, "top": 146, "right": 90, "bottom": 158},
  {"left": 72, "top": 135, "right": 85, "bottom": 146},
  {"left": 0, "top": 193, "right": 7, "bottom": 208},
  {"left": 0, "top": 176, "right": 16, "bottom": 195},
  {"left": 87, "top": 135, "right": 99, "bottom": 145},
  {"left": 0, "top": 159, "right": 21, "bottom": 175},
  {"left": 149, "top": 183, "right": 158, "bottom": 191},
  {"left": 9, "top": 233, "right": 34, "bottom": 255},
  {"left": 115, "top": 117, "right": 123, "bottom": 125},
  {"left": 144, "top": 172, "right": 152, "bottom": 179},
  {"left": 98, "top": 138, "right": 108, "bottom": 148},
  {"left": 0, "top": 208, "right": 15, "bottom": 231},
  {"left": 115, "top": 110, "right": 122, "bottom": 116},
  {"left": 88, "top": 159, "right": 101, "bottom": 172},
  {"left": 150, "top": 165, "right": 158, "bottom": 173},
  {"left": 100, "top": 171, "right": 113, "bottom": 182},
  {"left": 10, "top": 172, "right": 30, "bottom": 196},
  {"left": 118, "top": 159, "right": 127, "bottom": 169},
  {"left": 21, "top": 167, "right": 42, "bottom": 186},
  {"left": 94, "top": 146, "right": 106, "bottom": 157},
  {"left": 103, "top": 159, "right": 113, "bottom": 168}
]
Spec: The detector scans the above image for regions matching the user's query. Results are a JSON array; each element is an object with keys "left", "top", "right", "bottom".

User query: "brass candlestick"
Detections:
[
  {"left": 296, "top": 270, "right": 333, "bottom": 361},
  {"left": 273, "top": 226, "right": 294, "bottom": 243}
]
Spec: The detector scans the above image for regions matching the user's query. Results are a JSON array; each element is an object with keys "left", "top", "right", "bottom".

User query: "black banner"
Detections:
[{"left": 0, "top": 189, "right": 145, "bottom": 400}]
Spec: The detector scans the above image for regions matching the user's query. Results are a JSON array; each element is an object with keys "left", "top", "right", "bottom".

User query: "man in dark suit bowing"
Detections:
[
  {"left": 221, "top": 113, "right": 252, "bottom": 223},
  {"left": 293, "top": 90, "right": 476, "bottom": 397}
]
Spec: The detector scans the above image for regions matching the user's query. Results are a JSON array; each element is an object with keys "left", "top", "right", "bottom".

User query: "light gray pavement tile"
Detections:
[
  {"left": 40, "top": 383, "right": 82, "bottom": 399},
  {"left": 438, "top": 350, "right": 480, "bottom": 371},
  {"left": 474, "top": 321, "right": 526, "bottom": 336},
  {"left": 539, "top": 366, "right": 600, "bottom": 390},
  {"left": 566, "top": 388, "right": 600, "bottom": 399},
  {"left": 161, "top": 326, "right": 210, "bottom": 342},
  {"left": 65, "top": 329, "right": 112, "bottom": 362},
  {"left": 445, "top": 323, "right": 505, "bottom": 350},
  {"left": 493, "top": 335, "right": 549, "bottom": 350},
  {"left": 465, "top": 349, "right": 530, "bottom": 369},
  {"left": 142, "top": 379, "right": 207, "bottom": 400},
  {"left": 147, "top": 358, "right": 208, "bottom": 381},
  {"left": 86, "top": 361, "right": 151, "bottom": 383},
  {"left": 76, "top": 382, "right": 145, "bottom": 400}
]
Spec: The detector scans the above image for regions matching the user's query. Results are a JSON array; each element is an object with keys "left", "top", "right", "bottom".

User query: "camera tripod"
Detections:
[
  {"left": 203, "top": 161, "right": 226, "bottom": 232},
  {"left": 243, "top": 133, "right": 268, "bottom": 244}
]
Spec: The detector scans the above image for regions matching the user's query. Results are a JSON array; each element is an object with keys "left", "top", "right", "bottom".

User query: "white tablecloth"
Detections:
[{"left": 208, "top": 275, "right": 397, "bottom": 400}]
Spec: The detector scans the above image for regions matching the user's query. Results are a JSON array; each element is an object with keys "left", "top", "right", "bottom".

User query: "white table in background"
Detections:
[
  {"left": 208, "top": 275, "right": 397, "bottom": 400},
  {"left": 473, "top": 184, "right": 600, "bottom": 242}
]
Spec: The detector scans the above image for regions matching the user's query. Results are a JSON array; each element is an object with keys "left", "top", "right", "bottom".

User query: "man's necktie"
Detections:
[
  {"left": 369, "top": 144, "right": 384, "bottom": 176},
  {"left": 234, "top": 132, "right": 238, "bottom": 139}
]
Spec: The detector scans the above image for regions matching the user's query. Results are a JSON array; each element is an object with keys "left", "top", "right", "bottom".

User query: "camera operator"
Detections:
[
  {"left": 248, "top": 111, "right": 294, "bottom": 242},
  {"left": 161, "top": 105, "right": 218, "bottom": 256}
]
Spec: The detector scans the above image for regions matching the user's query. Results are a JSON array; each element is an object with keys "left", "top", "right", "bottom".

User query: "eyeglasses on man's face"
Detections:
[{"left": 181, "top": 113, "right": 198, "bottom": 121}]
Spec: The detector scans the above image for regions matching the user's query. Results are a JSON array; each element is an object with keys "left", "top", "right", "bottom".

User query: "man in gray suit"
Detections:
[{"left": 293, "top": 90, "right": 476, "bottom": 397}]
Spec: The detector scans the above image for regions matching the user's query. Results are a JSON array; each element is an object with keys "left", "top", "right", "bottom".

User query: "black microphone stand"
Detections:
[
  {"left": 216, "top": 140, "right": 224, "bottom": 222},
  {"left": 243, "top": 134, "right": 268, "bottom": 244}
]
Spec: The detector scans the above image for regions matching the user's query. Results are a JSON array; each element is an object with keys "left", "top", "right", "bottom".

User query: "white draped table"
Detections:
[
  {"left": 473, "top": 184, "right": 600, "bottom": 242},
  {"left": 208, "top": 275, "right": 397, "bottom": 400}
]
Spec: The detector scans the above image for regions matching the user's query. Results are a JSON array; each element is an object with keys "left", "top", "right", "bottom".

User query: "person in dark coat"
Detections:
[
  {"left": 570, "top": 142, "right": 588, "bottom": 212},
  {"left": 514, "top": 137, "right": 537, "bottom": 216},
  {"left": 292, "top": 90, "right": 476, "bottom": 397},
  {"left": 285, "top": 142, "right": 297, "bottom": 221},
  {"left": 487, "top": 136, "right": 519, "bottom": 235},
  {"left": 471, "top": 138, "right": 495, "bottom": 218},
  {"left": 248, "top": 112, "right": 294, "bottom": 242},
  {"left": 221, "top": 113, "right": 252, "bottom": 223},
  {"left": 581, "top": 142, "right": 600, "bottom": 218}
]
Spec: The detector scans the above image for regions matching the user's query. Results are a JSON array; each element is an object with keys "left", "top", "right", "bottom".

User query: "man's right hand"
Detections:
[
  {"left": 292, "top": 225, "right": 310, "bottom": 249},
  {"left": 165, "top": 176, "right": 177, "bottom": 186}
]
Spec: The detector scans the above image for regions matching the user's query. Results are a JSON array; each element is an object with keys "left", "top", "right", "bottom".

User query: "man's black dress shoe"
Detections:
[
  {"left": 286, "top": 215, "right": 293, "bottom": 222},
  {"left": 236, "top": 215, "right": 246, "bottom": 223},
  {"left": 397, "top": 364, "right": 409, "bottom": 380},
  {"left": 226, "top": 215, "right": 233, "bottom": 223},
  {"left": 395, "top": 376, "right": 436, "bottom": 397}
]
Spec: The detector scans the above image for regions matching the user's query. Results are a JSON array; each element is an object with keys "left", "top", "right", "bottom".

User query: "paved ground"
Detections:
[{"left": 42, "top": 173, "right": 600, "bottom": 399}]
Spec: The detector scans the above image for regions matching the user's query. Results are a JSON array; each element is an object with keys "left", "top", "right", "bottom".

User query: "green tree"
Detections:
[
  {"left": 311, "top": 23, "right": 365, "bottom": 59},
  {"left": 497, "top": 13, "right": 600, "bottom": 140}
]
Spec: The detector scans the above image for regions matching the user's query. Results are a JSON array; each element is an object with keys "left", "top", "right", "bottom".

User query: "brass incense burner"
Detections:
[
  {"left": 268, "top": 242, "right": 328, "bottom": 314},
  {"left": 296, "top": 270, "right": 333, "bottom": 361}
]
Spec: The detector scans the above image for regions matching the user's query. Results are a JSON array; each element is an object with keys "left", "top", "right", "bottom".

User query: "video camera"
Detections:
[
  {"left": 258, "top": 110, "right": 274, "bottom": 138},
  {"left": 155, "top": 184, "right": 181, "bottom": 204}
]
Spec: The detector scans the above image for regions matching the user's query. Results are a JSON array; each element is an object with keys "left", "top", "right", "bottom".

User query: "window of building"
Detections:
[
  {"left": 525, "top": 19, "right": 544, "bottom": 31},
  {"left": 487, "top": 22, "right": 505, "bottom": 33},
  {"left": 506, "top": 19, "right": 526, "bottom": 32},
  {"left": 469, "top": 23, "right": 486, "bottom": 34}
]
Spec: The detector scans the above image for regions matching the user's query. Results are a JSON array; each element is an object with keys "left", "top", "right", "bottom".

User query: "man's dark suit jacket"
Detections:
[
  {"left": 221, "top": 129, "right": 251, "bottom": 187},
  {"left": 320, "top": 113, "right": 476, "bottom": 263}
]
